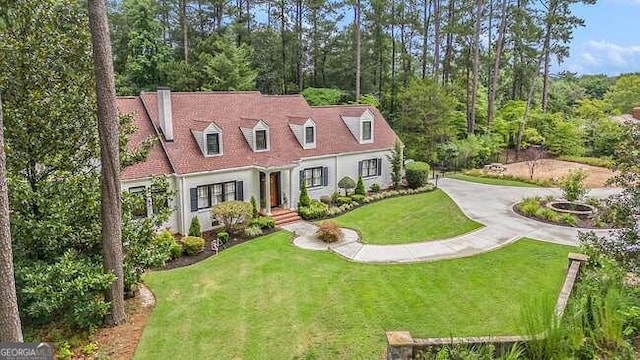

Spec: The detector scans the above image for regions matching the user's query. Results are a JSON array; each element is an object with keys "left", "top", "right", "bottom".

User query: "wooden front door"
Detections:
[{"left": 269, "top": 173, "right": 279, "bottom": 207}]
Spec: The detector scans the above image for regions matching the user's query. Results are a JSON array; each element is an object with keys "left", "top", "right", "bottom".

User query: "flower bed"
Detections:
[{"left": 513, "top": 196, "right": 615, "bottom": 229}]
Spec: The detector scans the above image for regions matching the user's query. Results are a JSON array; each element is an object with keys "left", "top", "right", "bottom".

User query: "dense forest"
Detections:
[{"left": 107, "top": 0, "right": 640, "bottom": 166}]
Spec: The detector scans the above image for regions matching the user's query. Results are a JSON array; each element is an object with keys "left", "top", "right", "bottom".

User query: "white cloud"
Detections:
[{"left": 562, "top": 40, "right": 640, "bottom": 74}]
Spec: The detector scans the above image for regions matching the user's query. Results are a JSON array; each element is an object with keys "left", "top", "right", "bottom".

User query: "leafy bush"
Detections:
[
  {"left": 519, "top": 197, "right": 542, "bottom": 216},
  {"left": 217, "top": 231, "right": 229, "bottom": 244},
  {"left": 562, "top": 214, "right": 579, "bottom": 227},
  {"left": 405, "top": 161, "right": 431, "bottom": 189},
  {"left": 298, "top": 200, "right": 329, "bottom": 220},
  {"left": 316, "top": 221, "right": 343, "bottom": 243},
  {"left": 188, "top": 216, "right": 201, "bottom": 237},
  {"left": 301, "top": 87, "right": 344, "bottom": 105},
  {"left": 211, "top": 201, "right": 252, "bottom": 233},
  {"left": 251, "top": 216, "right": 275, "bottom": 229},
  {"left": 355, "top": 175, "right": 366, "bottom": 195},
  {"left": 320, "top": 195, "right": 332, "bottom": 205},
  {"left": 336, "top": 196, "right": 353, "bottom": 205},
  {"left": 155, "top": 230, "right": 181, "bottom": 260},
  {"left": 369, "top": 183, "right": 381, "bottom": 193},
  {"left": 535, "top": 207, "right": 560, "bottom": 223},
  {"left": 331, "top": 191, "right": 340, "bottom": 203},
  {"left": 250, "top": 196, "right": 259, "bottom": 218},
  {"left": 557, "top": 155, "right": 613, "bottom": 168},
  {"left": 299, "top": 182, "right": 311, "bottom": 207},
  {"left": 463, "top": 169, "right": 557, "bottom": 187},
  {"left": 338, "top": 176, "right": 356, "bottom": 195},
  {"left": 351, "top": 194, "right": 366, "bottom": 203},
  {"left": 244, "top": 225, "right": 263, "bottom": 237},
  {"left": 562, "top": 169, "right": 588, "bottom": 202},
  {"left": 182, "top": 236, "right": 205, "bottom": 256}
]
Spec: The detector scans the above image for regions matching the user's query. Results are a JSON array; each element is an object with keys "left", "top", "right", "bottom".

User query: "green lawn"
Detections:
[
  {"left": 329, "top": 190, "right": 482, "bottom": 244},
  {"left": 448, "top": 173, "right": 541, "bottom": 187},
  {"left": 136, "top": 233, "right": 574, "bottom": 360}
]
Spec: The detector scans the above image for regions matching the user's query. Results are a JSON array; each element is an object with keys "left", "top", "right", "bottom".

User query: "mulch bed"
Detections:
[
  {"left": 156, "top": 227, "right": 278, "bottom": 271},
  {"left": 512, "top": 203, "right": 615, "bottom": 229}
]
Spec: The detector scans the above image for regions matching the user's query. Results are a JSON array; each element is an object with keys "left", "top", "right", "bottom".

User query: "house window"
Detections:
[
  {"left": 129, "top": 186, "right": 147, "bottom": 218},
  {"left": 196, "top": 181, "right": 237, "bottom": 210},
  {"left": 206, "top": 133, "right": 220, "bottom": 155},
  {"left": 304, "top": 167, "right": 323, "bottom": 188},
  {"left": 197, "top": 186, "right": 209, "bottom": 209},
  {"left": 362, "top": 121, "right": 372, "bottom": 141},
  {"left": 224, "top": 182, "right": 236, "bottom": 201},
  {"left": 212, "top": 184, "right": 224, "bottom": 205},
  {"left": 362, "top": 159, "right": 379, "bottom": 177},
  {"left": 255, "top": 130, "right": 268, "bottom": 150},
  {"left": 305, "top": 126, "right": 315, "bottom": 144}
]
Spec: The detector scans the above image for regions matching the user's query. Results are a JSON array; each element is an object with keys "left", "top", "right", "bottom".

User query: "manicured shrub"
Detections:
[
  {"left": 562, "top": 214, "right": 578, "bottom": 227},
  {"left": 155, "top": 230, "right": 182, "bottom": 260},
  {"left": 299, "top": 182, "right": 311, "bottom": 207},
  {"left": 355, "top": 175, "right": 366, "bottom": 195},
  {"left": 405, "top": 161, "right": 431, "bottom": 189},
  {"left": 369, "top": 183, "right": 381, "bottom": 193},
  {"left": 562, "top": 169, "right": 588, "bottom": 202},
  {"left": 519, "top": 197, "right": 542, "bottom": 216},
  {"left": 351, "top": 194, "right": 366, "bottom": 203},
  {"left": 217, "top": 231, "right": 229, "bottom": 244},
  {"left": 298, "top": 200, "right": 329, "bottom": 220},
  {"left": 182, "top": 236, "right": 205, "bottom": 255},
  {"left": 320, "top": 195, "right": 332, "bottom": 205},
  {"left": 535, "top": 208, "right": 560, "bottom": 223},
  {"left": 188, "top": 216, "right": 201, "bottom": 237},
  {"left": 336, "top": 196, "right": 353, "bottom": 205},
  {"left": 250, "top": 196, "right": 259, "bottom": 218},
  {"left": 244, "top": 225, "right": 263, "bottom": 237},
  {"left": 338, "top": 176, "right": 356, "bottom": 195},
  {"left": 251, "top": 216, "right": 275, "bottom": 229},
  {"left": 331, "top": 191, "right": 340, "bottom": 203},
  {"left": 211, "top": 200, "right": 252, "bottom": 233},
  {"left": 316, "top": 221, "right": 343, "bottom": 243}
]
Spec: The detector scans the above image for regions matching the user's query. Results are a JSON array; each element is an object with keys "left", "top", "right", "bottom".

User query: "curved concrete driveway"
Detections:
[{"left": 283, "top": 178, "right": 619, "bottom": 264}]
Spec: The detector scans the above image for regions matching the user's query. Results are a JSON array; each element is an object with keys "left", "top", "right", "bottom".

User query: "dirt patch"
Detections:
[
  {"left": 503, "top": 159, "right": 617, "bottom": 188},
  {"left": 90, "top": 285, "right": 155, "bottom": 360}
]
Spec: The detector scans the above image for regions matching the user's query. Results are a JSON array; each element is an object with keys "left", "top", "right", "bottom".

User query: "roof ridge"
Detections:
[
  {"left": 117, "top": 96, "right": 139, "bottom": 99},
  {"left": 311, "top": 104, "right": 372, "bottom": 108},
  {"left": 141, "top": 90, "right": 262, "bottom": 95}
]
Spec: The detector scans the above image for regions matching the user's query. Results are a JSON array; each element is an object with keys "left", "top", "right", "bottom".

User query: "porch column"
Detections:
[
  {"left": 289, "top": 169, "right": 294, "bottom": 210},
  {"left": 265, "top": 171, "right": 271, "bottom": 215}
]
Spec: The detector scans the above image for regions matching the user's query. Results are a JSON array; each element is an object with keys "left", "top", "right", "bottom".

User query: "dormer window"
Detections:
[
  {"left": 305, "top": 126, "right": 315, "bottom": 144},
  {"left": 206, "top": 133, "right": 220, "bottom": 155},
  {"left": 255, "top": 130, "right": 268, "bottom": 151},
  {"left": 362, "top": 121, "right": 372, "bottom": 141}
]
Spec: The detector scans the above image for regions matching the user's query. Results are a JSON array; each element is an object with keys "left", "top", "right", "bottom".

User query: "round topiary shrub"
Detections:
[
  {"left": 405, "top": 161, "right": 431, "bottom": 189},
  {"left": 316, "top": 221, "right": 343, "bottom": 243},
  {"left": 154, "top": 230, "right": 182, "bottom": 260},
  {"left": 182, "top": 236, "right": 205, "bottom": 256}
]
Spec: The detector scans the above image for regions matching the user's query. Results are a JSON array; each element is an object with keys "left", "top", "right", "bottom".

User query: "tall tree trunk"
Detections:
[
  {"left": 443, "top": 0, "right": 455, "bottom": 84},
  {"left": 280, "top": 0, "right": 287, "bottom": 94},
  {"left": 488, "top": 0, "right": 508, "bottom": 126},
  {"left": 181, "top": 0, "right": 189, "bottom": 63},
  {"left": 0, "top": 95, "right": 23, "bottom": 342},
  {"left": 391, "top": 0, "right": 397, "bottom": 115},
  {"left": 421, "top": 0, "right": 432, "bottom": 79},
  {"left": 296, "top": 0, "right": 303, "bottom": 91},
  {"left": 354, "top": 0, "right": 361, "bottom": 101},
  {"left": 87, "top": 0, "right": 126, "bottom": 326},
  {"left": 432, "top": 0, "right": 440, "bottom": 79},
  {"left": 540, "top": 1, "right": 555, "bottom": 112},
  {"left": 516, "top": 47, "right": 545, "bottom": 159},
  {"left": 469, "top": 0, "right": 484, "bottom": 134}
]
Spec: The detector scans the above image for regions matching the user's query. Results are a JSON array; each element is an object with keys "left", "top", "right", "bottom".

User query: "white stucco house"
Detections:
[{"left": 118, "top": 88, "right": 400, "bottom": 234}]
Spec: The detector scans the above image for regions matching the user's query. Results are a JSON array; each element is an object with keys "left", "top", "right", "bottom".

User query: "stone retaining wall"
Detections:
[{"left": 386, "top": 253, "right": 588, "bottom": 360}]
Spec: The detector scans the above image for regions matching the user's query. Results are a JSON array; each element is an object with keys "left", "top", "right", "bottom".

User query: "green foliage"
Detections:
[
  {"left": 338, "top": 176, "right": 356, "bottom": 195},
  {"left": 315, "top": 221, "right": 343, "bottom": 243},
  {"left": 545, "top": 120, "right": 585, "bottom": 156},
  {"left": 217, "top": 231, "right": 229, "bottom": 244},
  {"left": 535, "top": 207, "right": 561, "bottom": 223},
  {"left": 250, "top": 216, "right": 275, "bottom": 229},
  {"left": 561, "top": 169, "right": 588, "bottom": 202},
  {"left": 211, "top": 201, "right": 252, "bottom": 233},
  {"left": 518, "top": 197, "right": 543, "bottom": 216},
  {"left": 194, "top": 34, "right": 257, "bottom": 91},
  {"left": 336, "top": 196, "right": 353, "bottom": 205},
  {"left": 357, "top": 94, "right": 380, "bottom": 107},
  {"left": 244, "top": 225, "right": 263, "bottom": 237},
  {"left": 250, "top": 196, "right": 259, "bottom": 218},
  {"left": 188, "top": 216, "right": 202, "bottom": 237},
  {"left": 387, "top": 141, "right": 403, "bottom": 189},
  {"left": 301, "top": 87, "right": 344, "bottom": 105},
  {"left": 557, "top": 156, "right": 613, "bottom": 168},
  {"left": 155, "top": 230, "right": 181, "bottom": 260},
  {"left": 298, "top": 200, "right": 329, "bottom": 220},
  {"left": 182, "top": 236, "right": 205, "bottom": 256},
  {"left": 298, "top": 182, "right": 311, "bottom": 207},
  {"left": 604, "top": 74, "right": 640, "bottom": 114},
  {"left": 355, "top": 176, "right": 365, "bottom": 195},
  {"left": 562, "top": 214, "right": 579, "bottom": 227},
  {"left": 350, "top": 194, "right": 366, "bottom": 203},
  {"left": 405, "top": 161, "right": 431, "bottom": 189},
  {"left": 462, "top": 169, "right": 556, "bottom": 187},
  {"left": 369, "top": 183, "right": 381, "bottom": 193}
]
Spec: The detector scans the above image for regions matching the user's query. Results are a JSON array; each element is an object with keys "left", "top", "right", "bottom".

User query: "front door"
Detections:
[{"left": 269, "top": 172, "right": 280, "bottom": 207}]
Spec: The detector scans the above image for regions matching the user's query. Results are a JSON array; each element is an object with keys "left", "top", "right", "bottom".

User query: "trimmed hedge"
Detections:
[
  {"left": 299, "top": 200, "right": 329, "bottom": 220},
  {"left": 182, "top": 236, "right": 205, "bottom": 256},
  {"left": 405, "top": 161, "right": 431, "bottom": 189}
]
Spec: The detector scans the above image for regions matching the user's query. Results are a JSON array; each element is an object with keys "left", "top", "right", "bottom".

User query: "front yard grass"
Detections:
[
  {"left": 448, "top": 173, "right": 541, "bottom": 187},
  {"left": 330, "top": 189, "right": 482, "bottom": 244},
  {"left": 136, "top": 233, "right": 574, "bottom": 360}
]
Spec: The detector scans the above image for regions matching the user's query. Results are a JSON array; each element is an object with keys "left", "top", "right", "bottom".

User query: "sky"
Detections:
[{"left": 557, "top": 0, "right": 640, "bottom": 75}]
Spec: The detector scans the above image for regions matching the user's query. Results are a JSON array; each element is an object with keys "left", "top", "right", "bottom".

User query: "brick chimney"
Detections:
[
  {"left": 157, "top": 87, "right": 174, "bottom": 141},
  {"left": 633, "top": 107, "right": 640, "bottom": 121}
]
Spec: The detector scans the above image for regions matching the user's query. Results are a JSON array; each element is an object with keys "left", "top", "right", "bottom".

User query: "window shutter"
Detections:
[
  {"left": 358, "top": 161, "right": 363, "bottom": 177},
  {"left": 322, "top": 167, "right": 329, "bottom": 186},
  {"left": 190, "top": 188, "right": 198, "bottom": 212},
  {"left": 236, "top": 181, "right": 244, "bottom": 201},
  {"left": 377, "top": 158, "right": 382, "bottom": 176},
  {"left": 299, "top": 170, "right": 305, "bottom": 188}
]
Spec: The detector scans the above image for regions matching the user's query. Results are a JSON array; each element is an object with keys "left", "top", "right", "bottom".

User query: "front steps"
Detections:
[{"left": 268, "top": 208, "right": 302, "bottom": 226}]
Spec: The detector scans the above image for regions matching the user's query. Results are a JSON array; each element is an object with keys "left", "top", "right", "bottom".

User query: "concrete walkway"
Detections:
[{"left": 282, "top": 178, "right": 620, "bottom": 263}]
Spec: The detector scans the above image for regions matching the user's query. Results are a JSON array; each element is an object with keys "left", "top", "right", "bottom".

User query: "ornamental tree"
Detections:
[
  {"left": 338, "top": 176, "right": 356, "bottom": 196},
  {"left": 211, "top": 201, "right": 252, "bottom": 234}
]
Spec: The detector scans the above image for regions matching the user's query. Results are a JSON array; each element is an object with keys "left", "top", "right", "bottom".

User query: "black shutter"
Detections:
[
  {"left": 236, "top": 181, "right": 244, "bottom": 200},
  {"left": 299, "top": 170, "right": 305, "bottom": 188},
  {"left": 377, "top": 158, "right": 382, "bottom": 176},
  {"left": 322, "top": 167, "right": 329, "bottom": 186},
  {"left": 358, "top": 161, "right": 363, "bottom": 177},
  {"left": 190, "top": 188, "right": 198, "bottom": 212}
]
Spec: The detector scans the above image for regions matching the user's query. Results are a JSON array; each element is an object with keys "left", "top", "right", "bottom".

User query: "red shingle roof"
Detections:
[{"left": 117, "top": 91, "right": 398, "bottom": 180}]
